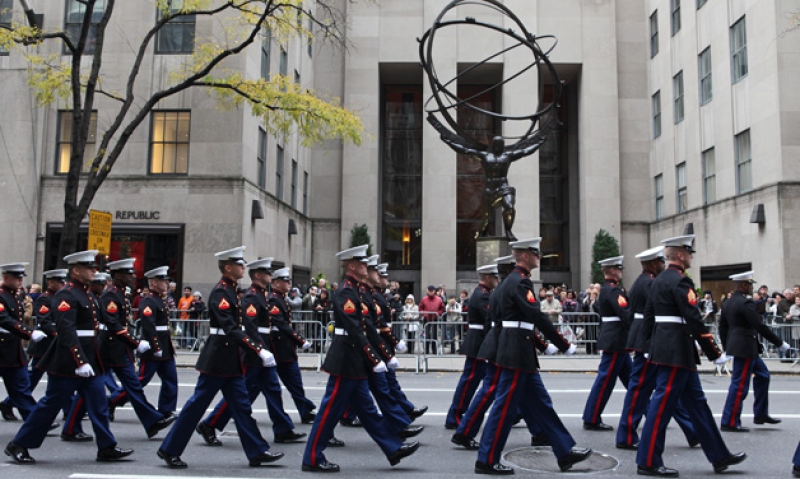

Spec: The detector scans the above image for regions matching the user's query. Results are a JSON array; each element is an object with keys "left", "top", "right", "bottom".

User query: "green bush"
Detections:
[{"left": 591, "top": 229, "right": 621, "bottom": 284}]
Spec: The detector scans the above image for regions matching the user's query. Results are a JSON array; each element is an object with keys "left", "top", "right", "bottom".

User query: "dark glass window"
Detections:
[
  {"left": 650, "top": 11, "right": 659, "bottom": 58},
  {"left": 702, "top": 148, "right": 716, "bottom": 204},
  {"left": 735, "top": 129, "right": 752, "bottom": 193},
  {"left": 670, "top": 0, "right": 681, "bottom": 36},
  {"left": 676, "top": 162, "right": 687, "bottom": 212},
  {"left": 673, "top": 71, "right": 684, "bottom": 124},
  {"left": 291, "top": 159, "right": 298, "bottom": 209},
  {"left": 539, "top": 85, "right": 569, "bottom": 271},
  {"left": 698, "top": 47, "right": 712, "bottom": 105},
  {"left": 303, "top": 171, "right": 308, "bottom": 215},
  {"left": 730, "top": 17, "right": 748, "bottom": 83},
  {"left": 156, "top": 0, "right": 196, "bottom": 54},
  {"left": 652, "top": 91, "right": 662, "bottom": 138},
  {"left": 257, "top": 127, "right": 267, "bottom": 188},
  {"left": 261, "top": 27, "right": 271, "bottom": 80},
  {"left": 65, "top": 0, "right": 105, "bottom": 54},
  {"left": 655, "top": 174, "right": 664, "bottom": 219},
  {"left": 276, "top": 145, "right": 284, "bottom": 200},
  {"left": 0, "top": 0, "right": 12, "bottom": 56}
]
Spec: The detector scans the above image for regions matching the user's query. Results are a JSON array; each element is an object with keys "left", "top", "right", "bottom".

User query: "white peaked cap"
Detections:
[{"left": 635, "top": 246, "right": 665, "bottom": 262}]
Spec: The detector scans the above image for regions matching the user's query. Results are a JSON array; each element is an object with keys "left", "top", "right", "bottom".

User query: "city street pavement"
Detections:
[{"left": 1, "top": 366, "right": 798, "bottom": 478}]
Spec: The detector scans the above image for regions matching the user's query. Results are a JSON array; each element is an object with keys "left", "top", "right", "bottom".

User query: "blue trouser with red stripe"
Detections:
[
  {"left": 275, "top": 360, "right": 316, "bottom": 420},
  {"left": 636, "top": 365, "right": 731, "bottom": 469},
  {"left": 478, "top": 366, "right": 577, "bottom": 465},
  {"left": 385, "top": 368, "right": 416, "bottom": 415},
  {"left": 159, "top": 373, "right": 271, "bottom": 460},
  {"left": 721, "top": 356, "right": 770, "bottom": 427},
  {"left": 203, "top": 365, "right": 295, "bottom": 435},
  {"left": 793, "top": 441, "right": 800, "bottom": 466},
  {"left": 302, "top": 374, "right": 403, "bottom": 467},
  {"left": 617, "top": 352, "right": 698, "bottom": 447},
  {"left": 457, "top": 361, "right": 499, "bottom": 439},
  {"left": 138, "top": 358, "right": 178, "bottom": 415},
  {"left": 582, "top": 350, "right": 631, "bottom": 425},
  {"left": 446, "top": 357, "right": 486, "bottom": 428},
  {"left": 368, "top": 370, "right": 412, "bottom": 434},
  {"left": 0, "top": 365, "right": 37, "bottom": 419}
]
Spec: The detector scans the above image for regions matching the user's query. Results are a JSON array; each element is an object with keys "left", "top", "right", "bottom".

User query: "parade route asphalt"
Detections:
[{"left": 1, "top": 366, "right": 798, "bottom": 478}]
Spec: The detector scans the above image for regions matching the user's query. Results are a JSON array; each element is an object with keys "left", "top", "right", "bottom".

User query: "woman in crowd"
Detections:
[{"left": 402, "top": 294, "right": 420, "bottom": 354}]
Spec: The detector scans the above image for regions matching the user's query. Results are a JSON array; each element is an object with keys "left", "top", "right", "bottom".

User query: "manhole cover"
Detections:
[{"left": 502, "top": 447, "right": 619, "bottom": 474}]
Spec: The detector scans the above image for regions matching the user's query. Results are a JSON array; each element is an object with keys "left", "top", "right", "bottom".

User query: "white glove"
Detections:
[
  {"left": 565, "top": 344, "right": 577, "bottom": 356},
  {"left": 395, "top": 340, "right": 407, "bottom": 352},
  {"left": 301, "top": 341, "right": 312, "bottom": 350},
  {"left": 259, "top": 349, "right": 277, "bottom": 367},
  {"left": 136, "top": 340, "right": 151, "bottom": 354},
  {"left": 30, "top": 330, "right": 47, "bottom": 343},
  {"left": 373, "top": 361, "right": 387, "bottom": 373},
  {"left": 154, "top": 350, "right": 163, "bottom": 358},
  {"left": 75, "top": 364, "right": 95, "bottom": 377},
  {"left": 644, "top": 353, "right": 650, "bottom": 359},
  {"left": 387, "top": 357, "right": 400, "bottom": 369},
  {"left": 780, "top": 342, "right": 791, "bottom": 352},
  {"left": 544, "top": 343, "right": 558, "bottom": 356},
  {"left": 714, "top": 353, "right": 729, "bottom": 365}
]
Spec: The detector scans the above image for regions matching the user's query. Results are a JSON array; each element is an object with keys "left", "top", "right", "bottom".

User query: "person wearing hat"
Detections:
[
  {"left": 5, "top": 251, "right": 134, "bottom": 464},
  {"left": 198, "top": 258, "right": 308, "bottom": 447},
  {"left": 445, "top": 264, "right": 499, "bottom": 431},
  {"left": 636, "top": 235, "right": 746, "bottom": 476},
  {"left": 157, "top": 247, "right": 283, "bottom": 468},
  {"left": 719, "top": 271, "right": 789, "bottom": 432},
  {"left": 0, "top": 263, "right": 41, "bottom": 424},
  {"left": 136, "top": 266, "right": 179, "bottom": 418},
  {"left": 581, "top": 256, "right": 632, "bottom": 432},
  {"left": 616, "top": 247, "right": 698, "bottom": 450},
  {"left": 302, "top": 245, "right": 420, "bottom": 472},
  {"left": 476, "top": 238, "right": 590, "bottom": 475}
]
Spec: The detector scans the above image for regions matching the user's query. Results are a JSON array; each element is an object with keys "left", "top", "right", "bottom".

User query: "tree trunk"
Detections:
[{"left": 57, "top": 206, "right": 85, "bottom": 268}]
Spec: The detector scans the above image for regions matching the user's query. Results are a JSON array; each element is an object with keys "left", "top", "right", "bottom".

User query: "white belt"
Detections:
[
  {"left": 156, "top": 325, "right": 169, "bottom": 331},
  {"left": 258, "top": 327, "right": 279, "bottom": 334},
  {"left": 98, "top": 324, "right": 108, "bottom": 331},
  {"left": 502, "top": 321, "right": 534, "bottom": 331},
  {"left": 469, "top": 324, "right": 485, "bottom": 330},
  {"left": 76, "top": 330, "right": 96, "bottom": 337},
  {"left": 602, "top": 316, "right": 621, "bottom": 322},
  {"left": 634, "top": 313, "right": 644, "bottom": 320},
  {"left": 334, "top": 328, "right": 348, "bottom": 336},
  {"left": 655, "top": 316, "right": 686, "bottom": 324},
  {"left": 209, "top": 327, "right": 227, "bottom": 335}
]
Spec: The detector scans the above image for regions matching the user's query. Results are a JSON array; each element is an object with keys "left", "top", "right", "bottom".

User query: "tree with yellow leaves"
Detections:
[{"left": 0, "top": 0, "right": 365, "bottom": 264}]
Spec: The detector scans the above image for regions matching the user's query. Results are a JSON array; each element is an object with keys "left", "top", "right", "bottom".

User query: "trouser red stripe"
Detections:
[
  {"left": 592, "top": 352, "right": 618, "bottom": 424},
  {"left": 628, "top": 360, "right": 649, "bottom": 445},
  {"left": 455, "top": 360, "right": 476, "bottom": 423},
  {"left": 646, "top": 367, "right": 678, "bottom": 468},
  {"left": 729, "top": 358, "right": 751, "bottom": 427},
  {"left": 67, "top": 397, "right": 83, "bottom": 434},
  {"left": 488, "top": 369, "right": 520, "bottom": 463},
  {"left": 310, "top": 376, "right": 341, "bottom": 467},
  {"left": 208, "top": 402, "right": 228, "bottom": 428},
  {"left": 138, "top": 360, "right": 146, "bottom": 382},
  {"left": 465, "top": 368, "right": 500, "bottom": 436}
]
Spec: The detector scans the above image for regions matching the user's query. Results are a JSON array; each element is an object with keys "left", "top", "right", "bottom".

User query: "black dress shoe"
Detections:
[
  {"left": 196, "top": 422, "right": 222, "bottom": 446},
  {"left": 327, "top": 436, "right": 345, "bottom": 447},
  {"left": 720, "top": 425, "right": 749, "bottom": 433},
  {"left": 4, "top": 442, "right": 34, "bottom": 464},
  {"left": 274, "top": 430, "right": 307, "bottom": 443},
  {"left": 687, "top": 438, "right": 700, "bottom": 448},
  {"left": 0, "top": 402, "right": 18, "bottom": 421},
  {"left": 557, "top": 447, "right": 592, "bottom": 472},
  {"left": 339, "top": 416, "right": 362, "bottom": 427},
  {"left": 637, "top": 465, "right": 679, "bottom": 476},
  {"left": 96, "top": 446, "right": 134, "bottom": 462},
  {"left": 409, "top": 406, "right": 428, "bottom": 419},
  {"left": 301, "top": 412, "right": 316, "bottom": 424},
  {"left": 531, "top": 433, "right": 550, "bottom": 447},
  {"left": 616, "top": 442, "right": 638, "bottom": 450},
  {"left": 249, "top": 450, "right": 284, "bottom": 466},
  {"left": 444, "top": 422, "right": 458, "bottom": 430},
  {"left": 146, "top": 414, "right": 177, "bottom": 438},
  {"left": 451, "top": 433, "right": 479, "bottom": 450},
  {"left": 399, "top": 425, "right": 424, "bottom": 438},
  {"left": 753, "top": 415, "right": 781, "bottom": 425},
  {"left": 302, "top": 460, "right": 340, "bottom": 472},
  {"left": 61, "top": 432, "right": 94, "bottom": 442},
  {"left": 107, "top": 398, "right": 116, "bottom": 422},
  {"left": 713, "top": 452, "right": 747, "bottom": 473},
  {"left": 157, "top": 448, "right": 187, "bottom": 468},
  {"left": 387, "top": 441, "right": 419, "bottom": 466},
  {"left": 583, "top": 422, "right": 613, "bottom": 431},
  {"left": 793, "top": 464, "right": 800, "bottom": 477},
  {"left": 475, "top": 460, "right": 515, "bottom": 475}
]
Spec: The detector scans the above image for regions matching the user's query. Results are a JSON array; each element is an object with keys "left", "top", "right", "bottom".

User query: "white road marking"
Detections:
[{"left": 70, "top": 475, "right": 271, "bottom": 479}]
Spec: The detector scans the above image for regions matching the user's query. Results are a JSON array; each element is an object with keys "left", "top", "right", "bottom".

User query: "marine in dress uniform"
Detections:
[
  {"left": 718, "top": 270, "right": 789, "bottom": 432},
  {"left": 4, "top": 251, "right": 133, "bottom": 464},
  {"left": 635, "top": 235, "right": 746, "bottom": 477},
  {"left": 582, "top": 256, "right": 632, "bottom": 430},
  {"left": 157, "top": 247, "right": 283, "bottom": 468},
  {"left": 136, "top": 267, "right": 179, "bottom": 417},
  {"left": 476, "top": 238, "right": 591, "bottom": 475},
  {"left": 615, "top": 247, "right": 698, "bottom": 450},
  {"left": 445, "top": 264, "right": 498, "bottom": 429},
  {"left": 198, "top": 259, "right": 306, "bottom": 445},
  {"left": 301, "top": 245, "right": 419, "bottom": 472}
]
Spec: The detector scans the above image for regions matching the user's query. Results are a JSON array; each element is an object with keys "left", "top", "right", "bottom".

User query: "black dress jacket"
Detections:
[{"left": 718, "top": 290, "right": 783, "bottom": 358}]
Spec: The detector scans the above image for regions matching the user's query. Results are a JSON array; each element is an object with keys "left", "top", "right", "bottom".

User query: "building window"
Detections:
[
  {"left": 150, "top": 111, "right": 190, "bottom": 175},
  {"left": 279, "top": 47, "right": 287, "bottom": 77},
  {"left": 156, "top": 0, "right": 196, "bottom": 54},
  {"left": 382, "top": 85, "right": 422, "bottom": 268},
  {"left": 652, "top": 91, "right": 662, "bottom": 138},
  {"left": 655, "top": 174, "right": 664, "bottom": 219},
  {"left": 698, "top": 47, "right": 712, "bottom": 105},
  {"left": 290, "top": 159, "right": 298, "bottom": 208},
  {"left": 302, "top": 171, "right": 308, "bottom": 215},
  {"left": 0, "top": 0, "right": 12, "bottom": 56},
  {"left": 539, "top": 84, "right": 570, "bottom": 271},
  {"left": 735, "top": 129, "right": 752, "bottom": 193},
  {"left": 56, "top": 111, "right": 98, "bottom": 174},
  {"left": 275, "top": 145, "right": 284, "bottom": 200},
  {"left": 676, "top": 163, "right": 687, "bottom": 213},
  {"left": 730, "top": 17, "right": 748, "bottom": 83},
  {"left": 65, "top": 0, "right": 105, "bottom": 54},
  {"left": 697, "top": 0, "right": 708, "bottom": 9},
  {"left": 670, "top": 0, "right": 681, "bottom": 36},
  {"left": 261, "top": 27, "right": 271, "bottom": 80},
  {"left": 673, "top": 71, "right": 684, "bottom": 124},
  {"left": 257, "top": 127, "right": 266, "bottom": 188},
  {"left": 650, "top": 11, "right": 659, "bottom": 58},
  {"left": 294, "top": 70, "right": 300, "bottom": 87},
  {"left": 702, "top": 147, "right": 716, "bottom": 204},
  {"left": 307, "top": 15, "right": 313, "bottom": 57}
]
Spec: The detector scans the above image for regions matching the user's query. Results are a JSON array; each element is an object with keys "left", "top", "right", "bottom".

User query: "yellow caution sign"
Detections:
[{"left": 88, "top": 210, "right": 113, "bottom": 255}]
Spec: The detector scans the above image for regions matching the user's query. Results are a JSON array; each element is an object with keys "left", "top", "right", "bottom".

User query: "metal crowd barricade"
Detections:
[
  {"left": 557, "top": 312, "right": 601, "bottom": 356},
  {"left": 758, "top": 315, "right": 800, "bottom": 366},
  {"left": 169, "top": 310, "right": 210, "bottom": 353},
  {"left": 421, "top": 317, "right": 468, "bottom": 373},
  {"left": 289, "top": 310, "right": 329, "bottom": 372}
]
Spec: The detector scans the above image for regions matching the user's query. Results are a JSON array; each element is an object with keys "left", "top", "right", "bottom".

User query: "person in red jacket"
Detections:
[{"left": 419, "top": 285, "right": 444, "bottom": 354}]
